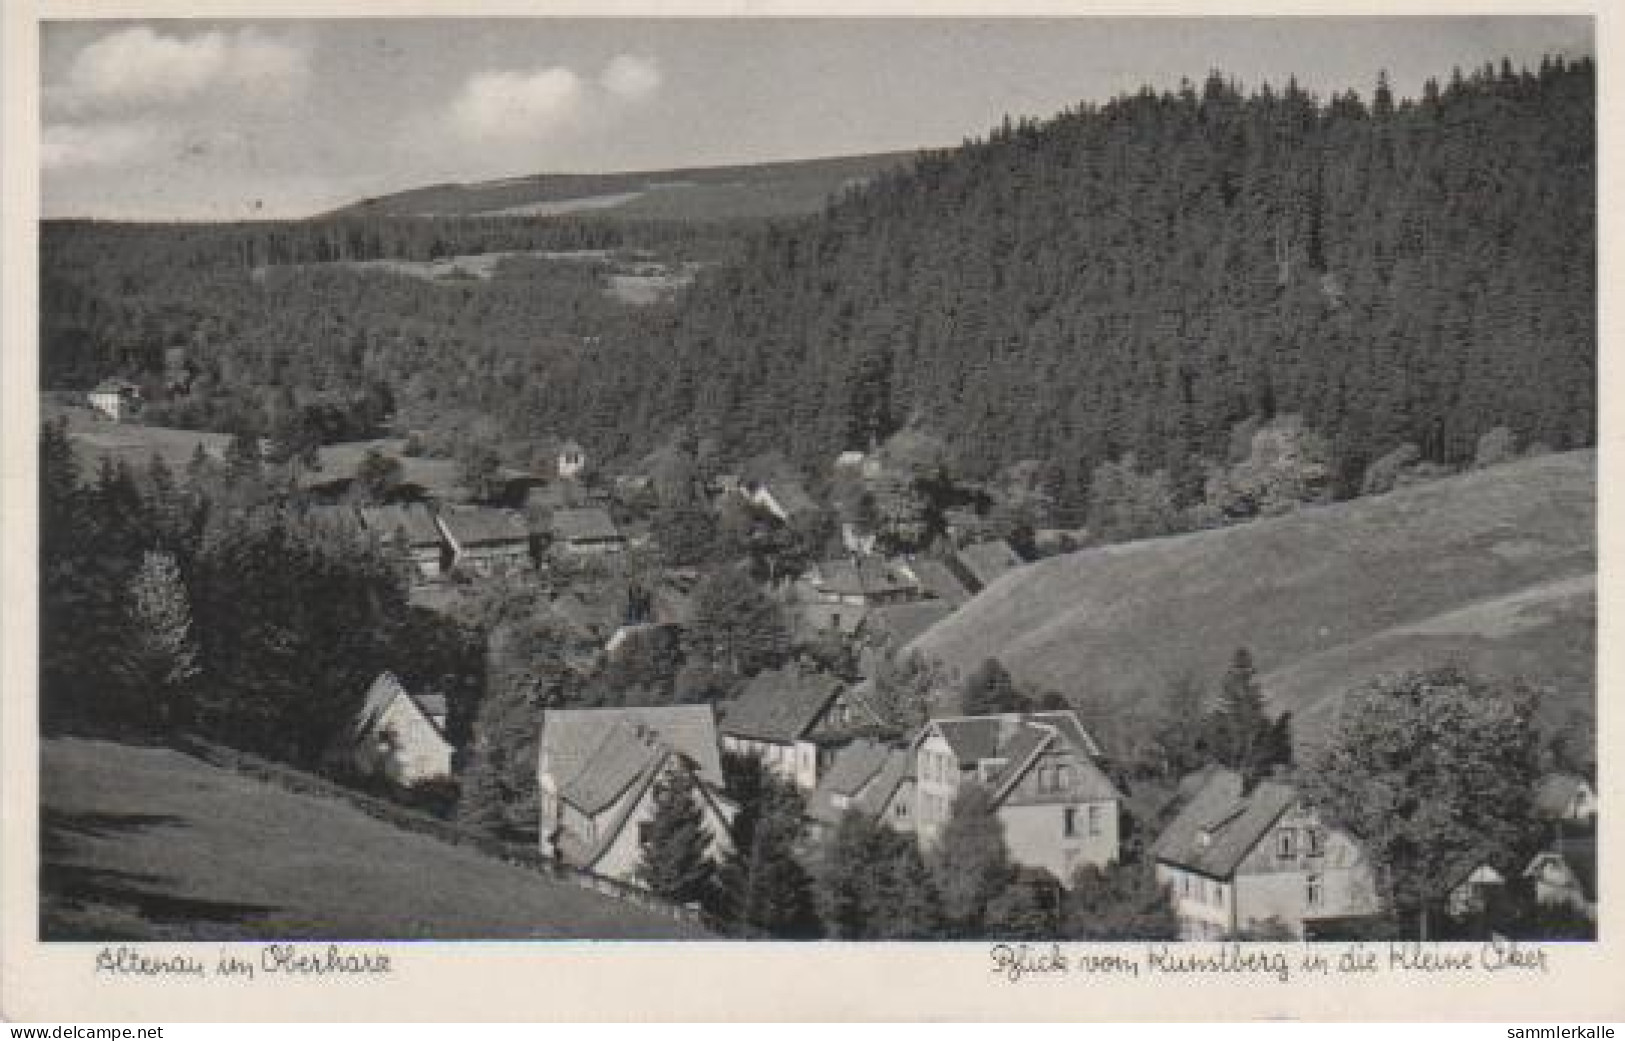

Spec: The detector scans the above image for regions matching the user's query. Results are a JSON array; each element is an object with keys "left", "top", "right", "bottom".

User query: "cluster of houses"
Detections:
[
  {"left": 289, "top": 433, "right": 1599, "bottom": 940},
  {"left": 345, "top": 659, "right": 1600, "bottom": 938},
  {"left": 302, "top": 442, "right": 633, "bottom": 582}
]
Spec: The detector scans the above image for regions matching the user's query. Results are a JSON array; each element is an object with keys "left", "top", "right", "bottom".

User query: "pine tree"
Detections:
[
  {"left": 1206, "top": 647, "right": 1278, "bottom": 782},
  {"left": 637, "top": 766, "right": 718, "bottom": 907}
]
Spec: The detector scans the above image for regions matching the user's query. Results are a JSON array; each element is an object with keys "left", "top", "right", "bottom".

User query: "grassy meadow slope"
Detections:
[
  {"left": 910, "top": 451, "right": 1595, "bottom": 747},
  {"left": 329, "top": 152, "right": 916, "bottom": 221},
  {"left": 40, "top": 738, "right": 709, "bottom": 941}
]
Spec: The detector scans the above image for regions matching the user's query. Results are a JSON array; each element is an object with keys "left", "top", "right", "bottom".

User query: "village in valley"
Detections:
[
  {"left": 35, "top": 21, "right": 1596, "bottom": 947},
  {"left": 42, "top": 377, "right": 1598, "bottom": 943}
]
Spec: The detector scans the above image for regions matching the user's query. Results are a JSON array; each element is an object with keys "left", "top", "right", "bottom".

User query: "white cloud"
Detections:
[
  {"left": 41, "top": 121, "right": 160, "bottom": 170},
  {"left": 54, "top": 26, "right": 308, "bottom": 115},
  {"left": 601, "top": 54, "right": 661, "bottom": 102},
  {"left": 448, "top": 66, "right": 584, "bottom": 141}
]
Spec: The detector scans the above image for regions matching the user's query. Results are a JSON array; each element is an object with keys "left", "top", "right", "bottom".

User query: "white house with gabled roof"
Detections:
[
  {"left": 911, "top": 709, "right": 1121, "bottom": 881},
  {"left": 348, "top": 671, "right": 455, "bottom": 785}
]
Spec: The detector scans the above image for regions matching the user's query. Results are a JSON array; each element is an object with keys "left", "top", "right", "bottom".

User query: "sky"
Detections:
[{"left": 39, "top": 17, "right": 1594, "bottom": 221}]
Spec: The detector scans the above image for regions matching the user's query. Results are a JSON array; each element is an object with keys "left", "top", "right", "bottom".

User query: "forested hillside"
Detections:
[
  {"left": 41, "top": 58, "right": 1594, "bottom": 523},
  {"left": 583, "top": 59, "right": 1593, "bottom": 513}
]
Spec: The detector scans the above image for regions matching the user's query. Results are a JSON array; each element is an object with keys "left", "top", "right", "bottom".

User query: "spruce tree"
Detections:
[
  {"left": 716, "top": 752, "right": 819, "bottom": 936},
  {"left": 1207, "top": 647, "right": 1276, "bottom": 782},
  {"left": 637, "top": 766, "right": 718, "bottom": 907}
]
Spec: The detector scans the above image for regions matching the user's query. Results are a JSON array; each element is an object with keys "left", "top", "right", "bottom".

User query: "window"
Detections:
[
  {"left": 1063, "top": 807, "right": 1079, "bottom": 837},
  {"left": 1088, "top": 804, "right": 1103, "bottom": 836},
  {"left": 1056, "top": 765, "right": 1073, "bottom": 791},
  {"left": 1306, "top": 873, "right": 1324, "bottom": 908},
  {"left": 1305, "top": 828, "right": 1325, "bottom": 857},
  {"left": 1039, "top": 766, "right": 1056, "bottom": 791},
  {"left": 1277, "top": 828, "right": 1297, "bottom": 859}
]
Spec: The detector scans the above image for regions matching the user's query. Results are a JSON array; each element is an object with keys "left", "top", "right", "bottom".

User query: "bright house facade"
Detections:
[
  {"left": 350, "top": 671, "right": 455, "bottom": 785},
  {"left": 718, "top": 666, "right": 886, "bottom": 791},
  {"left": 87, "top": 379, "right": 142, "bottom": 422},
  {"left": 911, "top": 711, "right": 1121, "bottom": 881},
  {"left": 1151, "top": 769, "right": 1380, "bottom": 940},
  {"left": 537, "top": 705, "right": 735, "bottom": 888}
]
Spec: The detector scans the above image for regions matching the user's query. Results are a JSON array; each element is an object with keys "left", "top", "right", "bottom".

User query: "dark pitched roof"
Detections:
[
  {"left": 923, "top": 710, "right": 1108, "bottom": 797},
  {"left": 862, "top": 600, "right": 953, "bottom": 647},
  {"left": 911, "top": 558, "right": 973, "bottom": 606},
  {"left": 412, "top": 692, "right": 448, "bottom": 721},
  {"left": 540, "top": 705, "right": 724, "bottom": 816},
  {"left": 806, "top": 739, "right": 913, "bottom": 825},
  {"left": 358, "top": 503, "right": 442, "bottom": 548},
  {"left": 352, "top": 671, "right": 448, "bottom": 742},
  {"left": 1533, "top": 773, "right": 1595, "bottom": 818},
  {"left": 1150, "top": 769, "right": 1299, "bottom": 880},
  {"left": 550, "top": 506, "right": 623, "bottom": 543},
  {"left": 437, "top": 505, "right": 529, "bottom": 547},
  {"left": 931, "top": 716, "right": 1006, "bottom": 764},
  {"left": 1024, "top": 710, "right": 1104, "bottom": 757},
  {"left": 955, "top": 539, "right": 1023, "bottom": 589},
  {"left": 811, "top": 555, "right": 919, "bottom": 598},
  {"left": 1440, "top": 856, "right": 1507, "bottom": 895},
  {"left": 984, "top": 724, "right": 1052, "bottom": 790},
  {"left": 719, "top": 667, "right": 847, "bottom": 744}
]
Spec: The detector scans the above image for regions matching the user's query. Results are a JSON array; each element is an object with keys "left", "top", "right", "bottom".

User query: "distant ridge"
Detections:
[{"left": 324, "top": 151, "right": 920, "bottom": 222}]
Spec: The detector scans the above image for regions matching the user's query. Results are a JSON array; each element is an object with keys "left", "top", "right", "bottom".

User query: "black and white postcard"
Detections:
[{"left": 1, "top": 0, "right": 1618, "bottom": 1023}]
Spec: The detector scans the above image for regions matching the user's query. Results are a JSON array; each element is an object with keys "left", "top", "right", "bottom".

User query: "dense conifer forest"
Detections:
[
  {"left": 41, "top": 58, "right": 1594, "bottom": 522},
  {"left": 595, "top": 59, "right": 1595, "bottom": 512}
]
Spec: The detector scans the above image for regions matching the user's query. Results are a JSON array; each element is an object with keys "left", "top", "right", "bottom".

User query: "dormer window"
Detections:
[
  {"left": 1196, "top": 829, "right": 1212, "bottom": 849},
  {"left": 1277, "top": 828, "right": 1298, "bottom": 858}
]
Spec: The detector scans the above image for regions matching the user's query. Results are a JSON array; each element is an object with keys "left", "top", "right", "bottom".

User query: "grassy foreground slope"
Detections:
[
  {"left": 41, "top": 738, "right": 709, "bottom": 941},
  {"left": 910, "top": 451, "right": 1595, "bottom": 747}
]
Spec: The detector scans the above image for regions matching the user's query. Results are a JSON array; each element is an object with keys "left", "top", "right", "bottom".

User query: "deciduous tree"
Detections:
[{"left": 1299, "top": 664, "right": 1544, "bottom": 939}]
